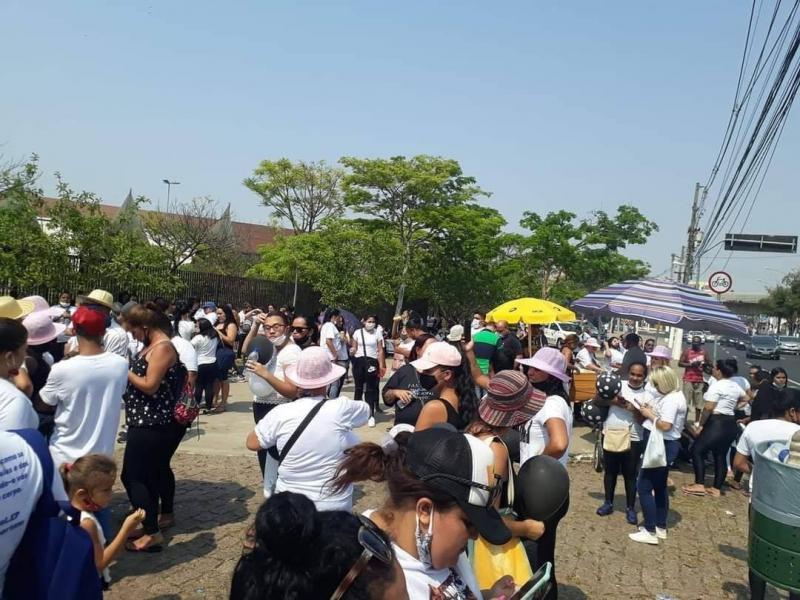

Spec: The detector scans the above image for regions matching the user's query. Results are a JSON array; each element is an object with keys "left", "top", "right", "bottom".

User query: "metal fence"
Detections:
[{"left": 3, "top": 267, "right": 320, "bottom": 313}]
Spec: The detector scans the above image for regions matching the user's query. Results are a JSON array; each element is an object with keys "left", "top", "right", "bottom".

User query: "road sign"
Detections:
[
  {"left": 724, "top": 233, "right": 797, "bottom": 253},
  {"left": 709, "top": 271, "right": 733, "bottom": 294}
]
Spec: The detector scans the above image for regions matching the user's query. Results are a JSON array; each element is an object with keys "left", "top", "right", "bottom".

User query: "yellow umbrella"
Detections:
[{"left": 486, "top": 297, "right": 576, "bottom": 325}]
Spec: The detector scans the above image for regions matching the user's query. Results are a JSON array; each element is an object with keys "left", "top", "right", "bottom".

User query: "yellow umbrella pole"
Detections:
[{"left": 528, "top": 324, "right": 532, "bottom": 358}]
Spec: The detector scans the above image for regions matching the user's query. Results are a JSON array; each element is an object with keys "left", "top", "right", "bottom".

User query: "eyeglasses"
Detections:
[
  {"left": 329, "top": 515, "right": 393, "bottom": 600},
  {"left": 262, "top": 323, "right": 286, "bottom": 332},
  {"left": 420, "top": 472, "right": 503, "bottom": 508}
]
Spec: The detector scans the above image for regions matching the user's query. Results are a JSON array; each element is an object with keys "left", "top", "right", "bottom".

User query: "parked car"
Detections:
[
  {"left": 686, "top": 330, "right": 706, "bottom": 343},
  {"left": 746, "top": 335, "right": 781, "bottom": 360},
  {"left": 718, "top": 336, "right": 731, "bottom": 347},
  {"left": 778, "top": 336, "right": 800, "bottom": 355},
  {"left": 733, "top": 338, "right": 747, "bottom": 350},
  {"left": 542, "top": 321, "right": 582, "bottom": 348}
]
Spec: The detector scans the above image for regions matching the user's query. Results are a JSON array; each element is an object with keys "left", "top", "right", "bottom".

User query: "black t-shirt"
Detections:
[
  {"left": 383, "top": 364, "right": 434, "bottom": 427},
  {"left": 751, "top": 381, "right": 784, "bottom": 421},
  {"left": 493, "top": 333, "right": 522, "bottom": 372}
]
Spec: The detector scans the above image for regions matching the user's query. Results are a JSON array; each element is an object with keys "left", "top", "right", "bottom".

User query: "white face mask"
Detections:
[
  {"left": 269, "top": 334, "right": 287, "bottom": 347},
  {"left": 471, "top": 319, "right": 481, "bottom": 328},
  {"left": 364, "top": 323, "right": 376, "bottom": 332},
  {"left": 415, "top": 507, "right": 434, "bottom": 568},
  {"left": 59, "top": 302, "right": 70, "bottom": 308}
]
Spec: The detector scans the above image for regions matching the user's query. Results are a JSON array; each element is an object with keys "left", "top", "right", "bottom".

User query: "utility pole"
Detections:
[{"left": 682, "top": 182, "right": 702, "bottom": 284}]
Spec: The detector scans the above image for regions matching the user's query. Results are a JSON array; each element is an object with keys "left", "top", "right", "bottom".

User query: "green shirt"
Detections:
[{"left": 472, "top": 329, "right": 502, "bottom": 375}]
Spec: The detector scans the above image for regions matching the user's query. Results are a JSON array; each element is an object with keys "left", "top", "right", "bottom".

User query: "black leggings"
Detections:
[
  {"left": 158, "top": 422, "right": 188, "bottom": 515},
  {"left": 352, "top": 356, "right": 380, "bottom": 416},
  {"left": 523, "top": 497, "right": 570, "bottom": 600},
  {"left": 603, "top": 441, "right": 642, "bottom": 508},
  {"left": 253, "top": 402, "right": 279, "bottom": 476},
  {"left": 121, "top": 425, "right": 175, "bottom": 535},
  {"left": 195, "top": 362, "right": 217, "bottom": 410},
  {"left": 692, "top": 414, "right": 738, "bottom": 489}
]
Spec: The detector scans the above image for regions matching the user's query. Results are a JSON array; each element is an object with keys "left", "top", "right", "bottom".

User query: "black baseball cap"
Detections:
[{"left": 406, "top": 428, "right": 511, "bottom": 545}]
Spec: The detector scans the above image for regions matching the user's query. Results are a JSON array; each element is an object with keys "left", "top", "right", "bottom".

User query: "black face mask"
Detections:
[
  {"left": 418, "top": 373, "right": 439, "bottom": 391},
  {"left": 293, "top": 334, "right": 310, "bottom": 347},
  {"left": 691, "top": 343, "right": 701, "bottom": 351}
]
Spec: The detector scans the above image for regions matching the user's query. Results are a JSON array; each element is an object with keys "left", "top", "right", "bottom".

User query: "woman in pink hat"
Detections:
[
  {"left": 22, "top": 311, "right": 66, "bottom": 434},
  {"left": 245, "top": 346, "right": 370, "bottom": 510},
  {"left": 646, "top": 345, "right": 672, "bottom": 369},
  {"left": 410, "top": 342, "right": 478, "bottom": 432}
]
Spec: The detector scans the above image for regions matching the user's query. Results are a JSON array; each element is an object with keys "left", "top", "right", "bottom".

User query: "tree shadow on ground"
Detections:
[
  {"left": 719, "top": 543, "right": 748, "bottom": 562},
  {"left": 559, "top": 584, "right": 589, "bottom": 599}
]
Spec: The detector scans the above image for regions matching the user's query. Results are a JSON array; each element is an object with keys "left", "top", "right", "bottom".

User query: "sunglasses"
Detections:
[
  {"left": 419, "top": 472, "right": 503, "bottom": 508},
  {"left": 291, "top": 326, "right": 310, "bottom": 332},
  {"left": 329, "top": 515, "right": 393, "bottom": 600}
]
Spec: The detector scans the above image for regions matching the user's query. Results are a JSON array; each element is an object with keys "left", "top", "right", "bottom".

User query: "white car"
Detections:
[
  {"left": 685, "top": 330, "right": 706, "bottom": 344},
  {"left": 542, "top": 321, "right": 582, "bottom": 348}
]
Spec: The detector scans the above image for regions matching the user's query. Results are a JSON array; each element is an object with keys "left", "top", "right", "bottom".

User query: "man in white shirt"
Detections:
[
  {"left": 320, "top": 309, "right": 348, "bottom": 398},
  {"left": 40, "top": 305, "right": 129, "bottom": 536},
  {"left": 64, "top": 289, "right": 129, "bottom": 359},
  {"left": 575, "top": 338, "right": 603, "bottom": 372}
]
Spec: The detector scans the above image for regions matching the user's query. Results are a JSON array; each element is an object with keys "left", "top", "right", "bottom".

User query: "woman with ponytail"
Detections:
[{"left": 331, "top": 427, "right": 515, "bottom": 600}]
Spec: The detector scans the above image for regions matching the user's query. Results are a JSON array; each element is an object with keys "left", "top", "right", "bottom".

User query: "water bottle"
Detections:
[{"left": 245, "top": 351, "right": 259, "bottom": 380}]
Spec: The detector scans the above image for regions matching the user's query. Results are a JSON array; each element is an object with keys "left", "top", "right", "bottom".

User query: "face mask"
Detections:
[
  {"left": 774, "top": 381, "right": 787, "bottom": 390},
  {"left": 293, "top": 334, "right": 309, "bottom": 347},
  {"left": 415, "top": 507, "right": 435, "bottom": 568},
  {"left": 269, "top": 334, "right": 287, "bottom": 347},
  {"left": 364, "top": 323, "right": 376, "bottom": 332},
  {"left": 419, "top": 372, "right": 439, "bottom": 391},
  {"left": 691, "top": 344, "right": 701, "bottom": 351},
  {"left": 471, "top": 319, "right": 481, "bottom": 329},
  {"left": 59, "top": 302, "right": 70, "bottom": 308}
]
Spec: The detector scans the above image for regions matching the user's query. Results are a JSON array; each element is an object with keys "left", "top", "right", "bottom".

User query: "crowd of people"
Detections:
[{"left": 1, "top": 292, "right": 799, "bottom": 599}]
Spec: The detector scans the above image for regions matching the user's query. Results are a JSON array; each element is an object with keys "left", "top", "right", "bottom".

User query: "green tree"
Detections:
[
  {"left": 249, "top": 219, "right": 403, "bottom": 309},
  {"left": 506, "top": 205, "right": 658, "bottom": 304},
  {"left": 244, "top": 159, "right": 344, "bottom": 233},
  {"left": 762, "top": 270, "right": 800, "bottom": 334},
  {"left": 340, "top": 155, "right": 489, "bottom": 313}
]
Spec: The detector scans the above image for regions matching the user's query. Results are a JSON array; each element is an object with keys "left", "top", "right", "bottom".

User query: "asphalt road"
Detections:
[{"left": 710, "top": 341, "right": 800, "bottom": 387}]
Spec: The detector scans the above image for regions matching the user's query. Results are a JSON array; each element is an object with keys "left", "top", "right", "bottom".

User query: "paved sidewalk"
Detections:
[{"left": 104, "top": 380, "right": 785, "bottom": 600}]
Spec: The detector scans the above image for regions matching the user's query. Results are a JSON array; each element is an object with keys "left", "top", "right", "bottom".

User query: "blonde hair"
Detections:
[
  {"left": 649, "top": 366, "right": 681, "bottom": 395},
  {"left": 59, "top": 454, "right": 117, "bottom": 498}
]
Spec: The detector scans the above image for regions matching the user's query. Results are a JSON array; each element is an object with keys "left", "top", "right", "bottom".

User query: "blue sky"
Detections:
[{"left": 2, "top": 0, "right": 798, "bottom": 293}]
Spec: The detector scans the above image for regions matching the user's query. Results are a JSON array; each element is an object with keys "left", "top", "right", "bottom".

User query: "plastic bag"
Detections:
[{"left": 642, "top": 427, "right": 667, "bottom": 469}]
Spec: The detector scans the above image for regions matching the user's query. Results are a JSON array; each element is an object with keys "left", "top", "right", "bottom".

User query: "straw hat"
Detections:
[
  {"left": 77, "top": 289, "right": 114, "bottom": 310},
  {"left": 0, "top": 296, "right": 35, "bottom": 320}
]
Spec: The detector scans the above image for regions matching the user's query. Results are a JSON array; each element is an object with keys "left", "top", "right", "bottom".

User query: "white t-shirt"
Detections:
[
  {"left": 0, "top": 378, "right": 38, "bottom": 431},
  {"left": 704, "top": 379, "right": 745, "bottom": 415},
  {"left": 253, "top": 344, "right": 302, "bottom": 405},
  {"left": 394, "top": 541, "right": 482, "bottom": 600},
  {"left": 254, "top": 396, "right": 369, "bottom": 509},
  {"left": 606, "top": 348, "right": 624, "bottom": 367},
  {"left": 0, "top": 430, "right": 44, "bottom": 596},
  {"left": 352, "top": 328, "right": 382, "bottom": 359},
  {"left": 177, "top": 320, "right": 195, "bottom": 341},
  {"left": 40, "top": 353, "right": 128, "bottom": 499},
  {"left": 519, "top": 396, "right": 573, "bottom": 466},
  {"left": 736, "top": 419, "right": 800, "bottom": 492},
  {"left": 575, "top": 348, "right": 598, "bottom": 370},
  {"left": 80, "top": 510, "right": 111, "bottom": 583},
  {"left": 127, "top": 331, "right": 143, "bottom": 359},
  {"left": 191, "top": 335, "right": 218, "bottom": 366},
  {"left": 171, "top": 336, "right": 198, "bottom": 372},
  {"left": 52, "top": 304, "right": 76, "bottom": 343},
  {"left": 732, "top": 375, "right": 750, "bottom": 393},
  {"left": 320, "top": 322, "right": 347, "bottom": 360},
  {"left": 605, "top": 381, "right": 646, "bottom": 442},
  {"left": 642, "top": 390, "right": 687, "bottom": 440},
  {"left": 64, "top": 325, "right": 129, "bottom": 360}
]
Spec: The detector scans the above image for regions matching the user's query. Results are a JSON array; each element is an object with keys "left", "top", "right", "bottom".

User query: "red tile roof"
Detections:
[{"left": 37, "top": 197, "right": 292, "bottom": 255}]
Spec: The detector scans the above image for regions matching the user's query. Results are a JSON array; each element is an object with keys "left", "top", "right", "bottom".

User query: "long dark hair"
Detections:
[
  {"left": 528, "top": 371, "right": 569, "bottom": 402},
  {"left": 172, "top": 300, "right": 191, "bottom": 336},
  {"left": 219, "top": 304, "right": 237, "bottom": 329},
  {"left": 230, "top": 492, "right": 398, "bottom": 600},
  {"left": 448, "top": 360, "right": 478, "bottom": 427},
  {"left": 197, "top": 318, "right": 218, "bottom": 338}
]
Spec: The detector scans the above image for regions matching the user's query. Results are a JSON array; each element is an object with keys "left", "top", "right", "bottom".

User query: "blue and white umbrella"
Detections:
[{"left": 571, "top": 278, "right": 748, "bottom": 335}]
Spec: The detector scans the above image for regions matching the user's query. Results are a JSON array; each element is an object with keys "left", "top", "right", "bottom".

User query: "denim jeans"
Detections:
[
  {"left": 637, "top": 430, "right": 680, "bottom": 532},
  {"left": 327, "top": 360, "right": 349, "bottom": 398}
]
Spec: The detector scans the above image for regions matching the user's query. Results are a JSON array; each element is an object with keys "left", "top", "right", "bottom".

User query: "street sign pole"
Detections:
[{"left": 708, "top": 271, "right": 733, "bottom": 362}]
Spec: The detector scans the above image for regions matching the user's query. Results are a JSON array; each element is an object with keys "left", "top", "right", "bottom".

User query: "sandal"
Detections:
[
  {"left": 125, "top": 540, "right": 163, "bottom": 553},
  {"left": 705, "top": 487, "right": 721, "bottom": 498},
  {"left": 209, "top": 405, "right": 226, "bottom": 414},
  {"left": 682, "top": 484, "right": 707, "bottom": 496}
]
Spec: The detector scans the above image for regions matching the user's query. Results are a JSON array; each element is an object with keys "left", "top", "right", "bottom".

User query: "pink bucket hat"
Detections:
[
  {"left": 411, "top": 341, "right": 463, "bottom": 371},
  {"left": 285, "top": 346, "right": 346, "bottom": 389},
  {"left": 646, "top": 345, "right": 672, "bottom": 360},
  {"left": 23, "top": 311, "right": 66, "bottom": 346},
  {"left": 516, "top": 347, "right": 571, "bottom": 383},
  {"left": 22, "top": 295, "right": 64, "bottom": 318}
]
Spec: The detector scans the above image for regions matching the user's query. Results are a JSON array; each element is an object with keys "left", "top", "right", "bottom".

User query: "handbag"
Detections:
[
  {"left": 174, "top": 381, "right": 200, "bottom": 426},
  {"left": 642, "top": 426, "right": 667, "bottom": 468},
  {"left": 470, "top": 436, "right": 533, "bottom": 589},
  {"left": 603, "top": 427, "right": 631, "bottom": 452}
]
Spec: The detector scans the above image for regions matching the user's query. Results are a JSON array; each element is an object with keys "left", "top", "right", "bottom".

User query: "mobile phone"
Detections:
[{"left": 508, "top": 562, "right": 552, "bottom": 600}]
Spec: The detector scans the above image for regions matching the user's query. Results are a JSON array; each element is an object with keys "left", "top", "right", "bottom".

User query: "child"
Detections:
[{"left": 60, "top": 454, "right": 146, "bottom": 586}]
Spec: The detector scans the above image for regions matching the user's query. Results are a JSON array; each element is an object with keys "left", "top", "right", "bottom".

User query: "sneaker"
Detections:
[
  {"left": 628, "top": 527, "right": 659, "bottom": 545},
  {"left": 368, "top": 416, "right": 376, "bottom": 428},
  {"left": 655, "top": 527, "right": 667, "bottom": 540},
  {"left": 596, "top": 502, "right": 614, "bottom": 516},
  {"left": 625, "top": 507, "right": 638, "bottom": 525}
]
